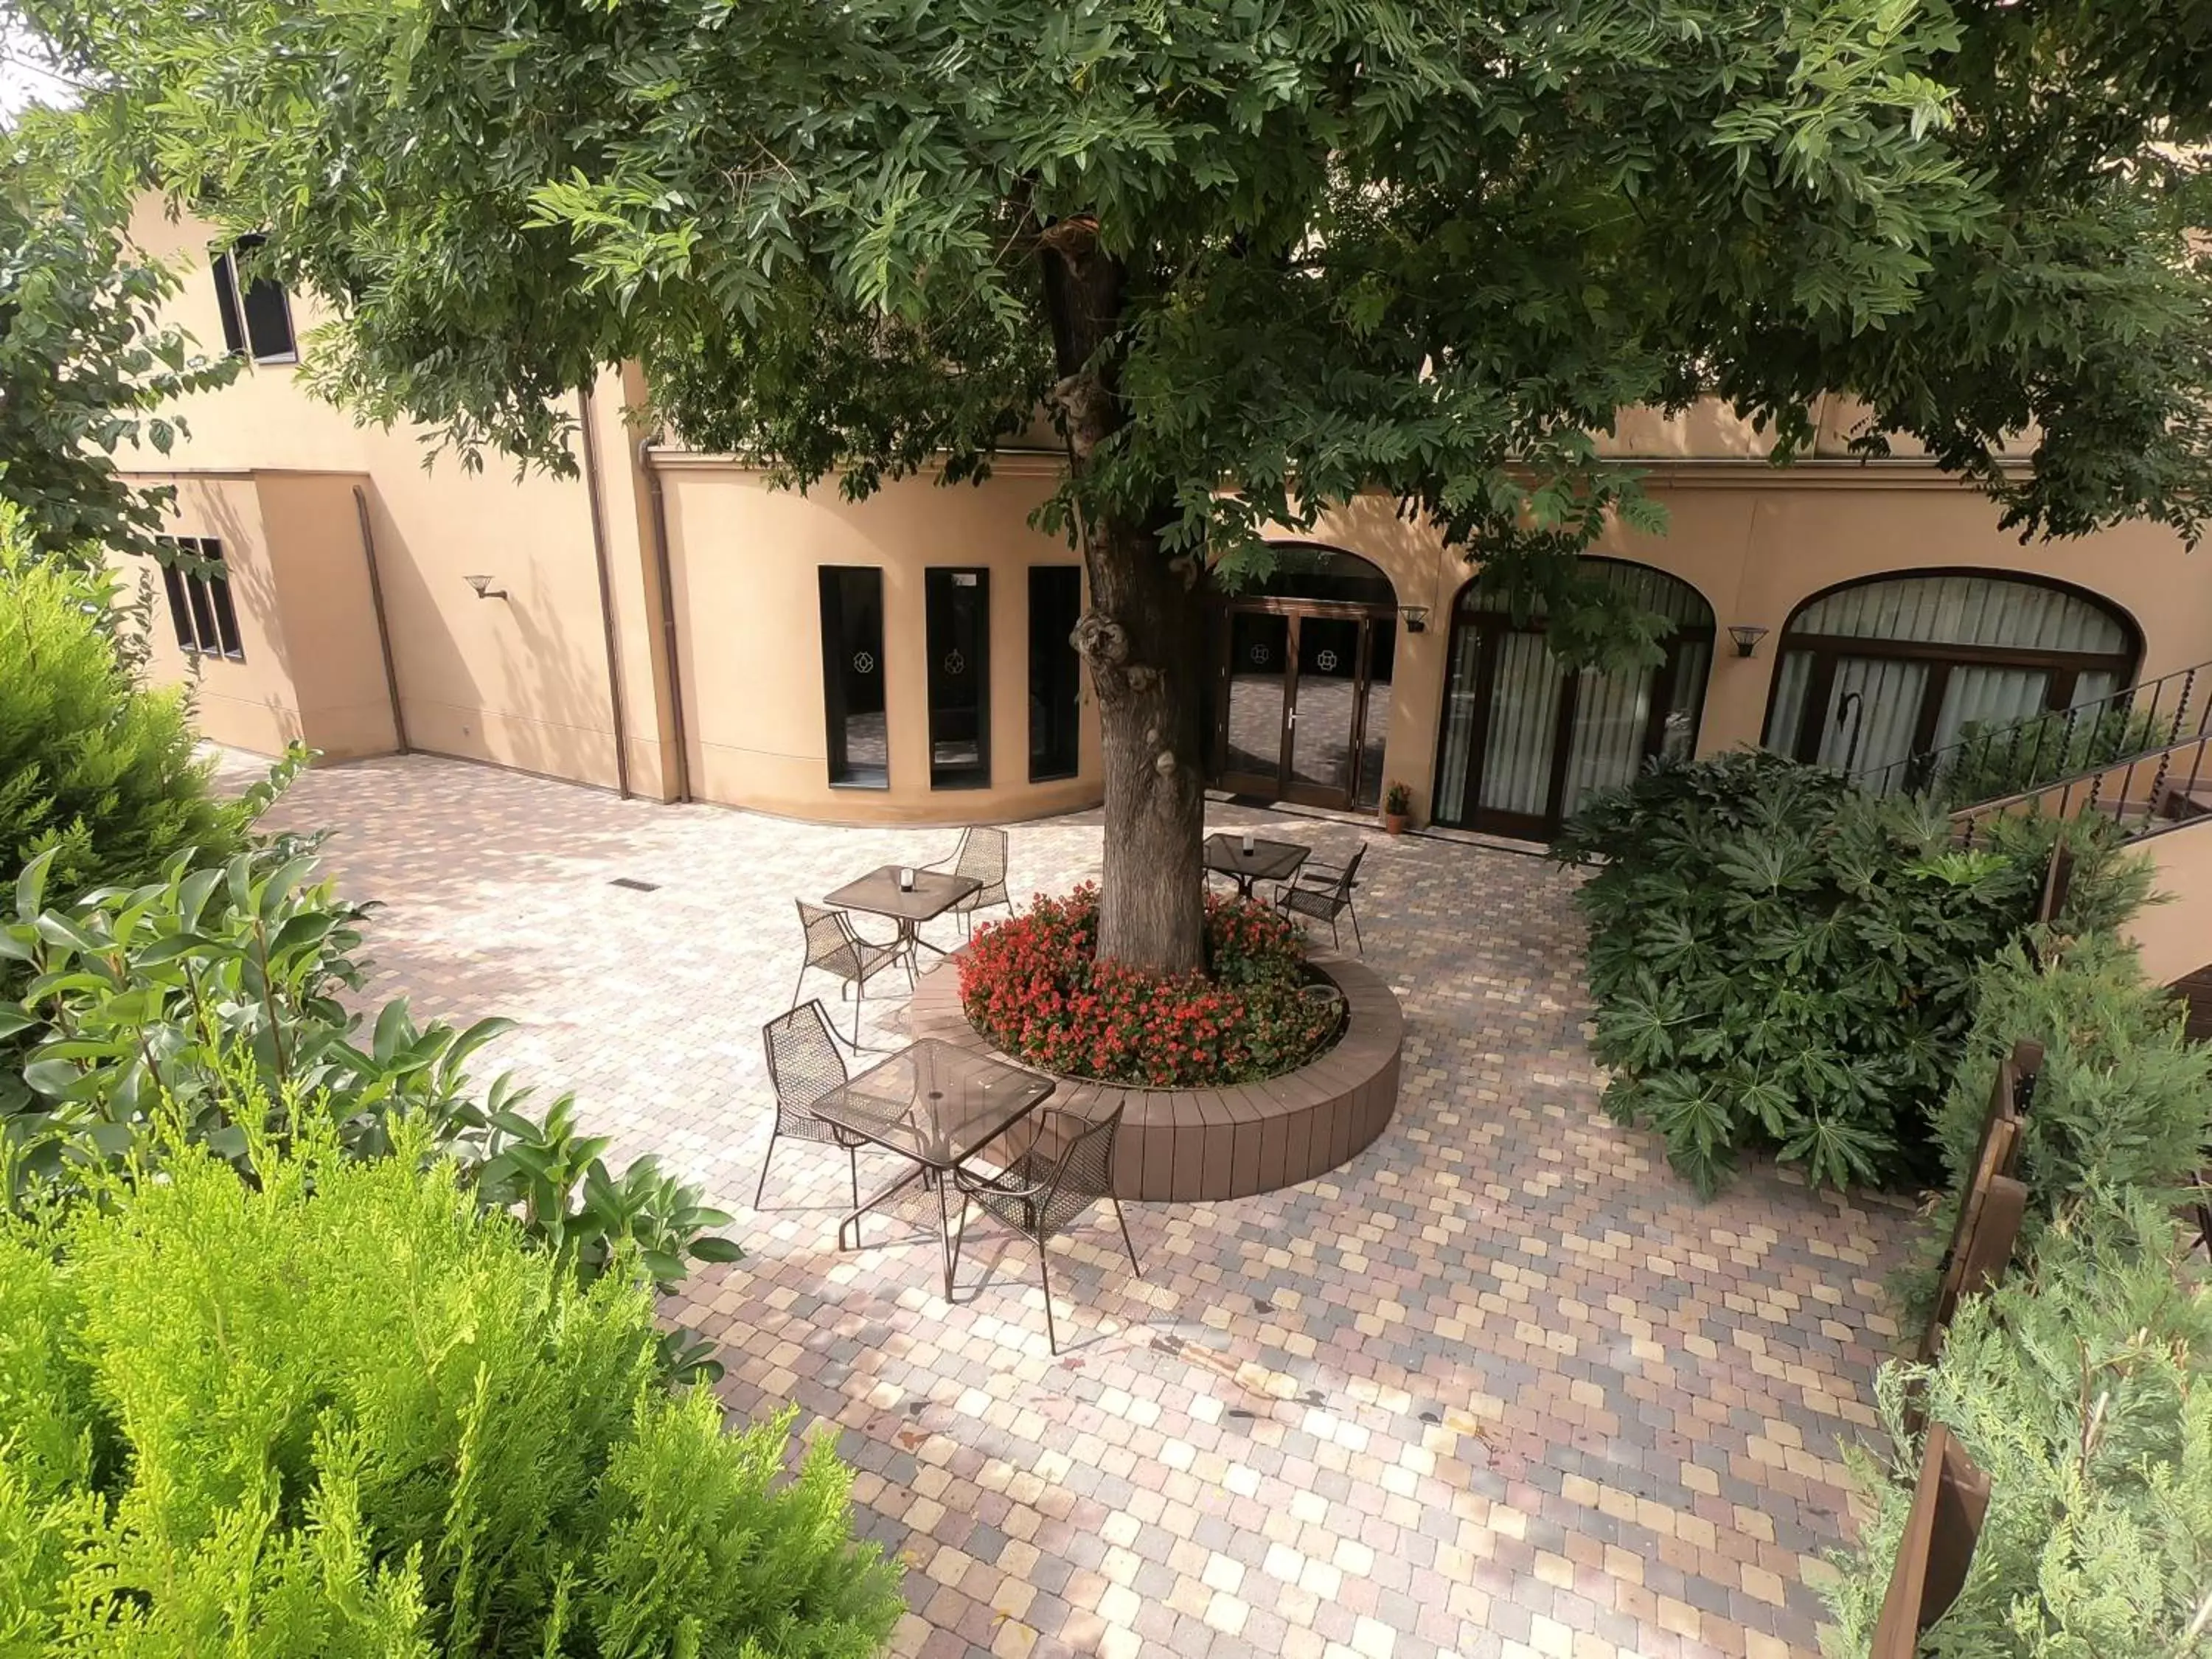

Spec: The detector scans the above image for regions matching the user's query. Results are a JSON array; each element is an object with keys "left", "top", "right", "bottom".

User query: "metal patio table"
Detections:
[
  {"left": 811, "top": 1037, "right": 1056, "bottom": 1295},
  {"left": 1203, "top": 832, "right": 1310, "bottom": 899},
  {"left": 826, "top": 865, "right": 981, "bottom": 966}
]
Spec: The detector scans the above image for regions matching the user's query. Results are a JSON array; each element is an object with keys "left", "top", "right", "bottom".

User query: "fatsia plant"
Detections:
[
  {"left": 33, "top": 0, "right": 2212, "bottom": 971},
  {"left": 1557, "top": 751, "right": 2060, "bottom": 1192},
  {"left": 0, "top": 844, "right": 738, "bottom": 1301}
]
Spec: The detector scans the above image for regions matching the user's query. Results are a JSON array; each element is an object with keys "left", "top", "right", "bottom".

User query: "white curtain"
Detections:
[
  {"left": 1931, "top": 666, "right": 2052, "bottom": 753},
  {"left": 1766, "top": 651, "right": 1814, "bottom": 751},
  {"left": 1562, "top": 665, "right": 1652, "bottom": 815},
  {"left": 1795, "top": 574, "right": 2126, "bottom": 654},
  {"left": 1478, "top": 633, "right": 1564, "bottom": 816},
  {"left": 1434, "top": 623, "right": 1485, "bottom": 822},
  {"left": 1662, "top": 641, "right": 1711, "bottom": 759}
]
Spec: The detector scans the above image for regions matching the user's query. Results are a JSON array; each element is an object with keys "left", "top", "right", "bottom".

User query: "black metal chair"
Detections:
[
  {"left": 1275, "top": 843, "right": 1366, "bottom": 953},
  {"left": 757, "top": 999, "right": 877, "bottom": 1210},
  {"left": 791, "top": 900, "right": 908, "bottom": 1045},
  {"left": 925, "top": 825, "right": 1012, "bottom": 937},
  {"left": 953, "top": 1105, "right": 1138, "bottom": 1353}
]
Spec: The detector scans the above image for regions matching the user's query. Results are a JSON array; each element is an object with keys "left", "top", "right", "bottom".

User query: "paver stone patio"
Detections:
[{"left": 226, "top": 749, "right": 1914, "bottom": 1659}]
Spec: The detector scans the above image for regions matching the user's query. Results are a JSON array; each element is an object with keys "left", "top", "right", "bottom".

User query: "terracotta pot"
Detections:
[{"left": 1381, "top": 812, "right": 1409, "bottom": 835}]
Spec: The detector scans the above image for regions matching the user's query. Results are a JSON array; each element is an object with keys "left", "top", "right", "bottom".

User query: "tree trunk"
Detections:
[{"left": 1041, "top": 220, "right": 1207, "bottom": 974}]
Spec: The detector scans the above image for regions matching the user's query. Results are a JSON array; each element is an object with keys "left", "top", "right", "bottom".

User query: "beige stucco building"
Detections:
[{"left": 120, "top": 205, "right": 2212, "bottom": 857}]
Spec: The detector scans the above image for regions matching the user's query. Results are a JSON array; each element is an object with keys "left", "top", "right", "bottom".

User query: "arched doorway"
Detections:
[
  {"left": 1761, "top": 570, "right": 2140, "bottom": 785},
  {"left": 1432, "top": 560, "right": 1715, "bottom": 838},
  {"left": 1206, "top": 545, "right": 1397, "bottom": 810}
]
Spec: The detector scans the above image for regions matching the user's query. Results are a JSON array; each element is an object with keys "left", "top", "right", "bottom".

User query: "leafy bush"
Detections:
[
  {"left": 0, "top": 526, "right": 250, "bottom": 893},
  {"left": 1826, "top": 1197, "right": 2212, "bottom": 1656},
  {"left": 1557, "top": 750, "right": 2055, "bottom": 1192},
  {"left": 1895, "top": 932, "right": 2212, "bottom": 1318},
  {"left": 1938, "top": 704, "right": 2179, "bottom": 807},
  {"left": 1, "top": 844, "right": 737, "bottom": 1304},
  {"left": 0, "top": 1119, "right": 902, "bottom": 1657},
  {"left": 960, "top": 883, "right": 1341, "bottom": 1085}
]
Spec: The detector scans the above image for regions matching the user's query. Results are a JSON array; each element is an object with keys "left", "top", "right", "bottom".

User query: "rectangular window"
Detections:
[
  {"left": 819, "top": 567, "right": 888, "bottom": 787},
  {"left": 156, "top": 537, "right": 245, "bottom": 660},
  {"left": 1028, "top": 566, "right": 1082, "bottom": 782},
  {"left": 210, "top": 234, "right": 297, "bottom": 362},
  {"left": 925, "top": 567, "right": 991, "bottom": 788}
]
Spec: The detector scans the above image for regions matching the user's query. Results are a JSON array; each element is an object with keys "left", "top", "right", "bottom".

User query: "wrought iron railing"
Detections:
[
  {"left": 1949, "top": 728, "right": 2212, "bottom": 851},
  {"left": 1853, "top": 661, "right": 2212, "bottom": 805}
]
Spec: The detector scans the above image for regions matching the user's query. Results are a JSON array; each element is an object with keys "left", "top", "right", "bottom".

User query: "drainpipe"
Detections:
[
  {"left": 577, "top": 382, "right": 632, "bottom": 799},
  {"left": 637, "top": 439, "right": 692, "bottom": 802},
  {"left": 351, "top": 485, "right": 408, "bottom": 753}
]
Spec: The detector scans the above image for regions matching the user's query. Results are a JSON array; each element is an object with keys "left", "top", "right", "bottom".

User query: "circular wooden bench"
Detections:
[{"left": 907, "top": 953, "right": 1403, "bottom": 1201}]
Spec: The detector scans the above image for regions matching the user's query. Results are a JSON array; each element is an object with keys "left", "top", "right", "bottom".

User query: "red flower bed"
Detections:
[{"left": 958, "top": 884, "right": 1343, "bottom": 1087}]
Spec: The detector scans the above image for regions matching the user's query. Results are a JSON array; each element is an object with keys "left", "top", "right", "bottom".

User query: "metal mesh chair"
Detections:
[
  {"left": 758, "top": 1000, "right": 873, "bottom": 1209},
  {"left": 1276, "top": 843, "right": 1366, "bottom": 953},
  {"left": 953, "top": 1105, "right": 1138, "bottom": 1352},
  {"left": 926, "top": 826, "right": 1012, "bottom": 936},
  {"left": 791, "top": 900, "right": 907, "bottom": 1044}
]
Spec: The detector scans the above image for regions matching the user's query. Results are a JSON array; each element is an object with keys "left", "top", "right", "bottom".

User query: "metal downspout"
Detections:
[
  {"left": 577, "top": 383, "right": 632, "bottom": 799},
  {"left": 351, "top": 485, "right": 408, "bottom": 753},
  {"left": 637, "top": 439, "right": 692, "bottom": 803}
]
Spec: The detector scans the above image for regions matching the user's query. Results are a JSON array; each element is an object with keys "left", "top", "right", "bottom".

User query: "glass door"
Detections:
[
  {"left": 1284, "top": 614, "right": 1364, "bottom": 807},
  {"left": 1219, "top": 611, "right": 1290, "bottom": 793}
]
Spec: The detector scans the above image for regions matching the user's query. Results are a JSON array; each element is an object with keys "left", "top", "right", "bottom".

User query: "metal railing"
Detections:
[
  {"left": 1853, "top": 660, "right": 2212, "bottom": 805},
  {"left": 1950, "top": 728, "right": 2212, "bottom": 850}
]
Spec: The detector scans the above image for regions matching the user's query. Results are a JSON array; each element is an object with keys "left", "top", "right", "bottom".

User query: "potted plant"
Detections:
[{"left": 1380, "top": 781, "right": 1412, "bottom": 834}]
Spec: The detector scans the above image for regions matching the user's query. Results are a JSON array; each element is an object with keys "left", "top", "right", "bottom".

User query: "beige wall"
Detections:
[
  {"left": 658, "top": 458, "right": 1100, "bottom": 824},
  {"left": 2127, "top": 819, "right": 2212, "bottom": 987},
  {"left": 120, "top": 201, "right": 659, "bottom": 793},
  {"left": 121, "top": 473, "right": 306, "bottom": 757}
]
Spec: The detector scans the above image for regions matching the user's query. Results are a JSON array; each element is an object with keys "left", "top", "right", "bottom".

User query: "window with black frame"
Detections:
[
  {"left": 926, "top": 568, "right": 991, "bottom": 788},
  {"left": 1028, "top": 566, "right": 1082, "bottom": 782},
  {"left": 156, "top": 537, "right": 245, "bottom": 660},
  {"left": 210, "top": 234, "right": 297, "bottom": 363},
  {"left": 818, "top": 566, "right": 888, "bottom": 787}
]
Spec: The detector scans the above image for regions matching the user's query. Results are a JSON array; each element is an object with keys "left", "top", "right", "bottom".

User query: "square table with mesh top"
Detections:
[
  {"left": 1203, "top": 832, "right": 1310, "bottom": 899},
  {"left": 826, "top": 865, "right": 981, "bottom": 963},
  {"left": 811, "top": 1037, "right": 1055, "bottom": 1293}
]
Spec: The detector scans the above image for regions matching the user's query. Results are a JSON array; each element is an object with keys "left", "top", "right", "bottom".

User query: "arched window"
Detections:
[
  {"left": 1761, "top": 571, "right": 2138, "bottom": 784},
  {"left": 1433, "top": 560, "right": 1715, "bottom": 838}
]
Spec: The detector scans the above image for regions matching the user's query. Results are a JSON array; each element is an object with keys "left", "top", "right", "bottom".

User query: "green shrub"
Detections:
[
  {"left": 1826, "top": 1197, "right": 2212, "bottom": 1656},
  {"left": 0, "top": 1118, "right": 902, "bottom": 1657},
  {"left": 1557, "top": 750, "right": 2054, "bottom": 1193},
  {"left": 1938, "top": 705, "right": 2180, "bottom": 807},
  {"left": 0, "top": 520, "right": 248, "bottom": 894},
  {"left": 1902, "top": 933, "right": 2212, "bottom": 1310},
  {"left": 1, "top": 845, "right": 738, "bottom": 1315}
]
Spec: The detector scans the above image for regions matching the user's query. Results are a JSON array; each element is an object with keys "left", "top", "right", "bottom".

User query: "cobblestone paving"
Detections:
[{"left": 230, "top": 750, "right": 1914, "bottom": 1659}]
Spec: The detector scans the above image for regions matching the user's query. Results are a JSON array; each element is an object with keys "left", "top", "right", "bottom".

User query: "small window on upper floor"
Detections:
[
  {"left": 156, "top": 537, "right": 246, "bottom": 661},
  {"left": 211, "top": 234, "right": 297, "bottom": 364}
]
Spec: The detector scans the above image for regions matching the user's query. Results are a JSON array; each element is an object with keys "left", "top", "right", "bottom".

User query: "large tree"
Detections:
[
  {"left": 0, "top": 103, "right": 237, "bottom": 561},
  {"left": 37, "top": 0, "right": 2212, "bottom": 968}
]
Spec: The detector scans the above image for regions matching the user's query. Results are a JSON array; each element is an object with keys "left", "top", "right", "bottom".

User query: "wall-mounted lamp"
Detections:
[
  {"left": 1401, "top": 605, "right": 1430, "bottom": 634},
  {"left": 464, "top": 574, "right": 509, "bottom": 601},
  {"left": 1727, "top": 624, "right": 1770, "bottom": 658}
]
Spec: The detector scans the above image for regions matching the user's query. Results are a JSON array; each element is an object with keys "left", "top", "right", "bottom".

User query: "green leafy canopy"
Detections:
[
  {"left": 28, "top": 0, "right": 2212, "bottom": 653},
  {"left": 0, "top": 114, "right": 237, "bottom": 563}
]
